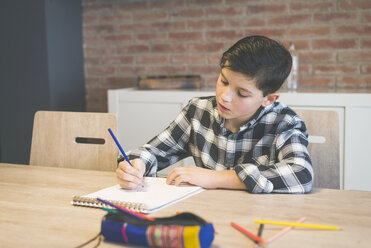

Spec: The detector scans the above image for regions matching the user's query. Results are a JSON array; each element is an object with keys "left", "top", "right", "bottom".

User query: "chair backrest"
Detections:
[
  {"left": 293, "top": 109, "right": 340, "bottom": 189},
  {"left": 30, "top": 111, "right": 117, "bottom": 171}
]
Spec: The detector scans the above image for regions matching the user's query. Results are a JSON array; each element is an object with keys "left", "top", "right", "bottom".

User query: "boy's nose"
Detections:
[{"left": 221, "top": 87, "right": 232, "bottom": 102}]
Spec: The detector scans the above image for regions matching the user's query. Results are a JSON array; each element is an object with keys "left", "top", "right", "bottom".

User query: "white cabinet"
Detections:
[
  {"left": 108, "top": 88, "right": 371, "bottom": 191},
  {"left": 344, "top": 107, "right": 371, "bottom": 191}
]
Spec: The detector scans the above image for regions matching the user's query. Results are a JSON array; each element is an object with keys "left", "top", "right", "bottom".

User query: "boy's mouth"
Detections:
[{"left": 218, "top": 102, "right": 230, "bottom": 112}]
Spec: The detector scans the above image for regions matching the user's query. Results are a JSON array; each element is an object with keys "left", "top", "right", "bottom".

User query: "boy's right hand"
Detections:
[{"left": 116, "top": 158, "right": 146, "bottom": 189}]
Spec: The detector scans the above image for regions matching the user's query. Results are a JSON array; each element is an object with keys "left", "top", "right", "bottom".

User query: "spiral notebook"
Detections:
[{"left": 71, "top": 177, "right": 204, "bottom": 214}]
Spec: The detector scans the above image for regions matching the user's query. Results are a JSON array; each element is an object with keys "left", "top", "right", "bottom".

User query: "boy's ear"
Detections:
[{"left": 262, "top": 93, "right": 280, "bottom": 107}]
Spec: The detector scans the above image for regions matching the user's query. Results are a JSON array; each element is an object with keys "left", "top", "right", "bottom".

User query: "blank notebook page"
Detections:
[{"left": 80, "top": 177, "right": 204, "bottom": 213}]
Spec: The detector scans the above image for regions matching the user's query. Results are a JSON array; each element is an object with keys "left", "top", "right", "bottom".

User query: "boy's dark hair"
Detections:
[{"left": 220, "top": 35, "right": 292, "bottom": 96}]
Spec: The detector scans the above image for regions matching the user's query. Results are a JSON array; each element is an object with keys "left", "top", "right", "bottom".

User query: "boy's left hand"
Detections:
[{"left": 166, "top": 166, "right": 217, "bottom": 189}]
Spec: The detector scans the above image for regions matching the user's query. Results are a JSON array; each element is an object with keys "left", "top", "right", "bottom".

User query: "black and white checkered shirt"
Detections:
[{"left": 128, "top": 96, "right": 313, "bottom": 193}]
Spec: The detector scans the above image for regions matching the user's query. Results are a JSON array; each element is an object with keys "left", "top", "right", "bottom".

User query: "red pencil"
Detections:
[{"left": 231, "top": 222, "right": 266, "bottom": 244}]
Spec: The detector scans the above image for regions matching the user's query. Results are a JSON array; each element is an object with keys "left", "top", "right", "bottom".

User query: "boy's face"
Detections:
[{"left": 216, "top": 68, "right": 277, "bottom": 130}]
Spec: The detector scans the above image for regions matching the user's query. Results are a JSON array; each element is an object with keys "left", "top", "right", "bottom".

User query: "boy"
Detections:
[{"left": 116, "top": 36, "right": 313, "bottom": 193}]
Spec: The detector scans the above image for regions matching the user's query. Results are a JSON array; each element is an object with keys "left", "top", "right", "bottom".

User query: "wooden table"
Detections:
[{"left": 1, "top": 163, "right": 371, "bottom": 248}]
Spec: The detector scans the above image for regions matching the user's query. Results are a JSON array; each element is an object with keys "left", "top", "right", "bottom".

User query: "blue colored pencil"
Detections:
[{"left": 108, "top": 128, "right": 132, "bottom": 166}]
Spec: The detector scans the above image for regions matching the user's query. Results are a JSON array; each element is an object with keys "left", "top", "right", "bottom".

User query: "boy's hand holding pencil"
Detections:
[
  {"left": 108, "top": 128, "right": 146, "bottom": 190},
  {"left": 116, "top": 158, "right": 146, "bottom": 190}
]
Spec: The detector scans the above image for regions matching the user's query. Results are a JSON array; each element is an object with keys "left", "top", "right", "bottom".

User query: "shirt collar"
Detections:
[{"left": 218, "top": 102, "right": 277, "bottom": 133}]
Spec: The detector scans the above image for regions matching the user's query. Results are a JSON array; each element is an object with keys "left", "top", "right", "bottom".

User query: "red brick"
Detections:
[
  {"left": 244, "top": 28, "right": 287, "bottom": 38},
  {"left": 289, "top": 27, "right": 331, "bottom": 37},
  {"left": 136, "top": 55, "right": 169, "bottom": 64},
  {"left": 206, "top": 30, "right": 245, "bottom": 40},
  {"left": 84, "top": 57, "right": 100, "bottom": 65},
  {"left": 336, "top": 25, "right": 371, "bottom": 36},
  {"left": 117, "top": 1, "right": 149, "bottom": 11},
  {"left": 202, "top": 75, "right": 218, "bottom": 88},
  {"left": 103, "top": 34, "right": 132, "bottom": 43},
  {"left": 83, "top": 36, "right": 101, "bottom": 44},
  {"left": 85, "top": 76, "right": 102, "bottom": 86},
  {"left": 83, "top": 15, "right": 100, "bottom": 24},
  {"left": 133, "top": 11, "right": 168, "bottom": 22},
  {"left": 269, "top": 14, "right": 312, "bottom": 26},
  {"left": 313, "top": 39, "right": 358, "bottom": 50},
  {"left": 339, "top": 0, "right": 371, "bottom": 10},
  {"left": 119, "top": 22, "right": 186, "bottom": 33},
  {"left": 314, "top": 64, "right": 358, "bottom": 75},
  {"left": 171, "top": 54, "right": 206, "bottom": 64},
  {"left": 85, "top": 66, "right": 115, "bottom": 76},
  {"left": 208, "top": 53, "right": 222, "bottom": 64},
  {"left": 205, "top": 6, "right": 244, "bottom": 17},
  {"left": 118, "top": 66, "right": 146, "bottom": 75},
  {"left": 226, "top": 0, "right": 260, "bottom": 4},
  {"left": 151, "top": 43, "right": 188, "bottom": 53},
  {"left": 82, "top": 3, "right": 113, "bottom": 15},
  {"left": 187, "top": 19, "right": 224, "bottom": 29},
  {"left": 188, "top": 64, "right": 220, "bottom": 75},
  {"left": 362, "top": 38, "right": 371, "bottom": 48},
  {"left": 150, "top": 0, "right": 185, "bottom": 9},
  {"left": 337, "top": 76, "right": 368, "bottom": 87},
  {"left": 361, "top": 65, "right": 371, "bottom": 74},
  {"left": 363, "top": 13, "right": 371, "bottom": 22},
  {"left": 83, "top": 24, "right": 116, "bottom": 35},
  {"left": 281, "top": 40, "right": 310, "bottom": 50},
  {"left": 367, "top": 77, "right": 371, "bottom": 87},
  {"left": 247, "top": 4, "right": 287, "bottom": 14},
  {"left": 188, "top": 42, "right": 226, "bottom": 53},
  {"left": 172, "top": 9, "right": 204, "bottom": 18},
  {"left": 100, "top": 14, "right": 132, "bottom": 24},
  {"left": 187, "top": 0, "right": 223, "bottom": 6},
  {"left": 85, "top": 88, "right": 107, "bottom": 95},
  {"left": 299, "top": 64, "right": 311, "bottom": 74},
  {"left": 300, "top": 76, "right": 335, "bottom": 87},
  {"left": 314, "top": 13, "right": 357, "bottom": 24},
  {"left": 150, "top": 21, "right": 187, "bottom": 32},
  {"left": 225, "top": 17, "right": 266, "bottom": 28},
  {"left": 136, "top": 33, "right": 169, "bottom": 41},
  {"left": 117, "top": 23, "right": 149, "bottom": 33},
  {"left": 84, "top": 46, "right": 115, "bottom": 56},
  {"left": 117, "top": 44, "right": 150, "bottom": 54},
  {"left": 101, "top": 56, "right": 134, "bottom": 65},
  {"left": 169, "top": 32, "right": 203, "bottom": 41},
  {"left": 290, "top": 1, "right": 335, "bottom": 12},
  {"left": 300, "top": 52, "right": 335, "bottom": 63},
  {"left": 339, "top": 51, "right": 371, "bottom": 61},
  {"left": 144, "top": 65, "right": 188, "bottom": 75}
]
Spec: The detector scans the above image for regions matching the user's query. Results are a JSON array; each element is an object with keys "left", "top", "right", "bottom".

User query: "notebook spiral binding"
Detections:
[{"left": 71, "top": 196, "right": 146, "bottom": 212}]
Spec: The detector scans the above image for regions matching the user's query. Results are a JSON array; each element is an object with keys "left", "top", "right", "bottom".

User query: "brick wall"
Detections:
[{"left": 82, "top": 0, "right": 371, "bottom": 112}]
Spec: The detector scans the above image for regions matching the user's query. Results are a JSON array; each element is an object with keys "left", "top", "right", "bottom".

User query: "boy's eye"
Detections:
[
  {"left": 238, "top": 91, "right": 248, "bottom": 98},
  {"left": 221, "top": 80, "right": 228, "bottom": 85}
]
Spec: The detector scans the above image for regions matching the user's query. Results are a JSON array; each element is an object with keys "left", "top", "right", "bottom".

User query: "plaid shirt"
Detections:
[{"left": 128, "top": 96, "right": 313, "bottom": 193}]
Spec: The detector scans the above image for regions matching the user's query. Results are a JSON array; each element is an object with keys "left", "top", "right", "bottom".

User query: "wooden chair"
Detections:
[
  {"left": 294, "top": 109, "right": 340, "bottom": 189},
  {"left": 29, "top": 111, "right": 118, "bottom": 171}
]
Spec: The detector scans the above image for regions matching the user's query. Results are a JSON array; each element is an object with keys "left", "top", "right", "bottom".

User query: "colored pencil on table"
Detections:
[
  {"left": 254, "top": 219, "right": 342, "bottom": 231},
  {"left": 231, "top": 222, "right": 266, "bottom": 245},
  {"left": 255, "top": 224, "right": 264, "bottom": 245},
  {"left": 97, "top": 197, "right": 155, "bottom": 221},
  {"left": 266, "top": 217, "right": 306, "bottom": 244}
]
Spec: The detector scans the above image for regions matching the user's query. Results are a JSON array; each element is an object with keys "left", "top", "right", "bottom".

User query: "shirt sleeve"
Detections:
[
  {"left": 235, "top": 120, "right": 314, "bottom": 194},
  {"left": 127, "top": 101, "right": 194, "bottom": 176}
]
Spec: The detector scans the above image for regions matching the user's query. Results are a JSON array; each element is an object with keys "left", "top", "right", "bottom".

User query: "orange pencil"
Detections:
[{"left": 231, "top": 222, "right": 266, "bottom": 245}]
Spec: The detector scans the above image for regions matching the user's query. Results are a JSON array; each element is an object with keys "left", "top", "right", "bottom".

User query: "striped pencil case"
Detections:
[{"left": 101, "top": 211, "right": 215, "bottom": 248}]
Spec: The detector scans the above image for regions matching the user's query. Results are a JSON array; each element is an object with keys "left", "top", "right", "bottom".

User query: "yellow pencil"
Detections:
[{"left": 254, "top": 220, "right": 342, "bottom": 231}]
